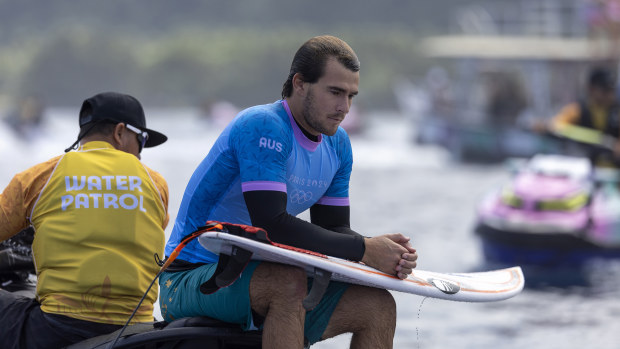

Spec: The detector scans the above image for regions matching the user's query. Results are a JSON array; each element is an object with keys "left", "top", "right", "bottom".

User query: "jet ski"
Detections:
[
  {"left": 475, "top": 121, "right": 620, "bottom": 277},
  {"left": 475, "top": 153, "right": 620, "bottom": 268},
  {"left": 0, "top": 227, "right": 262, "bottom": 349}
]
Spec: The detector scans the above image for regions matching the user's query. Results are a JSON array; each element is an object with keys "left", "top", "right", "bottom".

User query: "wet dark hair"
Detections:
[{"left": 281, "top": 35, "right": 360, "bottom": 98}]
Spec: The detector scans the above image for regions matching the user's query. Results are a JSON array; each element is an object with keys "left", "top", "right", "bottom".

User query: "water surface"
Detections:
[{"left": 2, "top": 109, "right": 618, "bottom": 349}]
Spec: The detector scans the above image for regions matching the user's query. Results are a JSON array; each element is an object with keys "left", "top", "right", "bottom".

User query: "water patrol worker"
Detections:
[
  {"left": 0, "top": 92, "right": 169, "bottom": 348},
  {"left": 160, "top": 35, "right": 418, "bottom": 348},
  {"left": 548, "top": 67, "right": 620, "bottom": 163}
]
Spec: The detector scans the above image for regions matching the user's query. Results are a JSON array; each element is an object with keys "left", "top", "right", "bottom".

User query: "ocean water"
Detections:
[{"left": 1, "top": 109, "right": 619, "bottom": 349}]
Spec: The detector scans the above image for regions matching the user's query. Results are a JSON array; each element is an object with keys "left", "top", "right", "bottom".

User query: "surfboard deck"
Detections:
[{"left": 198, "top": 232, "right": 524, "bottom": 302}]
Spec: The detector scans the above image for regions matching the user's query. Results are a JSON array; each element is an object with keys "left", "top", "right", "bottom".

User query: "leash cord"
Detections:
[
  {"left": 105, "top": 224, "right": 222, "bottom": 348},
  {"left": 105, "top": 269, "right": 162, "bottom": 349}
]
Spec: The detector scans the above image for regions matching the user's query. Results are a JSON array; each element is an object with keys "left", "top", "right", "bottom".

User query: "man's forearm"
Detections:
[{"left": 244, "top": 190, "right": 365, "bottom": 261}]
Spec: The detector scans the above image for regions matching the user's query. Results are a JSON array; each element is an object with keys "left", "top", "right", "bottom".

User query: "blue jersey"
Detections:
[{"left": 165, "top": 100, "right": 353, "bottom": 263}]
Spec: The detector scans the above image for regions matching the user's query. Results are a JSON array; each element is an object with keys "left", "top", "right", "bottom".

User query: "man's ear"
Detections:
[
  {"left": 292, "top": 73, "right": 306, "bottom": 95},
  {"left": 112, "top": 123, "right": 125, "bottom": 147}
]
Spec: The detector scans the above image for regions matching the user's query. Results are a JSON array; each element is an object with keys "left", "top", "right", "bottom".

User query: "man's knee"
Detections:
[
  {"left": 346, "top": 286, "right": 396, "bottom": 330},
  {"left": 321, "top": 285, "right": 396, "bottom": 342},
  {"left": 379, "top": 290, "right": 396, "bottom": 326},
  {"left": 376, "top": 288, "right": 396, "bottom": 309}
]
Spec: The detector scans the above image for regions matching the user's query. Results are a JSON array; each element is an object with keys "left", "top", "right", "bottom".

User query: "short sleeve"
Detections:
[
  {"left": 229, "top": 109, "right": 292, "bottom": 189},
  {"left": 320, "top": 129, "right": 352, "bottom": 205}
]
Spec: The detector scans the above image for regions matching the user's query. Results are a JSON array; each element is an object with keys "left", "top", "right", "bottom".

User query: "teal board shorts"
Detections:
[{"left": 159, "top": 261, "right": 349, "bottom": 345}]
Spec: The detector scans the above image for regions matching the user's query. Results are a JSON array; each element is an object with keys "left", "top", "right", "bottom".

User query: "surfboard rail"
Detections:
[{"left": 198, "top": 232, "right": 524, "bottom": 302}]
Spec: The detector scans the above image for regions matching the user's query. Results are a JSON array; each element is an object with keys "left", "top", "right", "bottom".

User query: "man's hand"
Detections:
[{"left": 361, "top": 234, "right": 418, "bottom": 279}]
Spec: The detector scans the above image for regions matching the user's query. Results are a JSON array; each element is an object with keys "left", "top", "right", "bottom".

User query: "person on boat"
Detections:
[
  {"left": 546, "top": 66, "right": 620, "bottom": 164},
  {"left": 160, "top": 35, "right": 418, "bottom": 349},
  {"left": 0, "top": 92, "right": 169, "bottom": 349}
]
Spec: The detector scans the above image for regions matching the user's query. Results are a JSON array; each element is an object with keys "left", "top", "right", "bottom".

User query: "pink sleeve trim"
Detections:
[
  {"left": 316, "top": 196, "right": 350, "bottom": 206},
  {"left": 241, "top": 181, "right": 287, "bottom": 192}
]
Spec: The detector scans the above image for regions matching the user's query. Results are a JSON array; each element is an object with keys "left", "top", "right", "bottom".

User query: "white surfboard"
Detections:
[{"left": 198, "top": 232, "right": 524, "bottom": 302}]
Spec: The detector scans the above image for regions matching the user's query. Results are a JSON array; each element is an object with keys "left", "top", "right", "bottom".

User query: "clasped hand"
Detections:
[{"left": 362, "top": 233, "right": 418, "bottom": 279}]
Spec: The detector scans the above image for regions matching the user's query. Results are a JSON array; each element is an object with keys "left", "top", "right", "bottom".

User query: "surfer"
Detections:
[
  {"left": 161, "top": 35, "right": 418, "bottom": 348},
  {"left": 0, "top": 92, "right": 169, "bottom": 349}
]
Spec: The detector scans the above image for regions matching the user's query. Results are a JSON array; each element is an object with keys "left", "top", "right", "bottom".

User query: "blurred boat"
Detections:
[
  {"left": 414, "top": 118, "right": 561, "bottom": 163},
  {"left": 475, "top": 153, "right": 620, "bottom": 268},
  {"left": 396, "top": 0, "right": 616, "bottom": 163}
]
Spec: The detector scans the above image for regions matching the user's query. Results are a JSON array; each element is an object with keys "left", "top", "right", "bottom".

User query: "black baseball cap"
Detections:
[
  {"left": 78, "top": 92, "right": 167, "bottom": 147},
  {"left": 65, "top": 92, "right": 167, "bottom": 152}
]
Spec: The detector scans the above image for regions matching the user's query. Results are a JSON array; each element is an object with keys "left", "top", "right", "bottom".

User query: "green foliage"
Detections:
[
  {"left": 0, "top": 8, "right": 438, "bottom": 109},
  {"left": 17, "top": 30, "right": 140, "bottom": 104}
]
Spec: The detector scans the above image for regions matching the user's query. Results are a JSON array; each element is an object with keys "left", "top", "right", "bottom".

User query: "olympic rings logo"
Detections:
[{"left": 290, "top": 189, "right": 313, "bottom": 204}]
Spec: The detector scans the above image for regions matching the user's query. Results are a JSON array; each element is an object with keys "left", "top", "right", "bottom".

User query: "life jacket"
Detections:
[
  {"left": 578, "top": 100, "right": 620, "bottom": 137},
  {"left": 30, "top": 144, "right": 166, "bottom": 324}
]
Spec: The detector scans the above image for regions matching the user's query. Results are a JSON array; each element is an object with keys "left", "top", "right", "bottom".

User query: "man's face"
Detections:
[{"left": 301, "top": 58, "right": 359, "bottom": 136}]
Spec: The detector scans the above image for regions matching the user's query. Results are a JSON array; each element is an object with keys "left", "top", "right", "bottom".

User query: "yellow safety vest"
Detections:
[{"left": 30, "top": 141, "right": 166, "bottom": 324}]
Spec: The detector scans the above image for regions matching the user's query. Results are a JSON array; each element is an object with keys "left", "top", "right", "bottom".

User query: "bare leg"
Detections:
[
  {"left": 321, "top": 285, "right": 396, "bottom": 349},
  {"left": 249, "top": 262, "right": 308, "bottom": 349}
]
